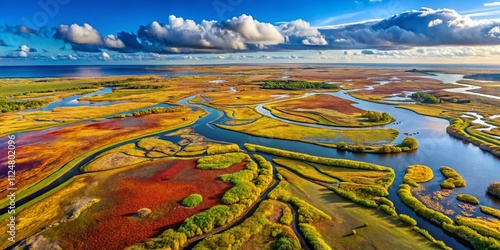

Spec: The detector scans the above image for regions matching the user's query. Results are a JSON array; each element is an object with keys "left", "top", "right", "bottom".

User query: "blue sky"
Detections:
[{"left": 1, "top": 0, "right": 500, "bottom": 64}]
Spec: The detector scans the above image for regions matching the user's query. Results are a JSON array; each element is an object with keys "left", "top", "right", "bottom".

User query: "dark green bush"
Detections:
[
  {"left": 262, "top": 80, "right": 338, "bottom": 90},
  {"left": 362, "top": 111, "right": 393, "bottom": 122},
  {"left": 411, "top": 92, "right": 441, "bottom": 104}
]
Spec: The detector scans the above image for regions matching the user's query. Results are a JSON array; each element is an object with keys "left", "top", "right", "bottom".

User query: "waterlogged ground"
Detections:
[{"left": 0, "top": 65, "right": 499, "bottom": 250}]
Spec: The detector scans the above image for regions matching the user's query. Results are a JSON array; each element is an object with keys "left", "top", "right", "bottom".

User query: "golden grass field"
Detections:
[{"left": 218, "top": 116, "right": 399, "bottom": 146}]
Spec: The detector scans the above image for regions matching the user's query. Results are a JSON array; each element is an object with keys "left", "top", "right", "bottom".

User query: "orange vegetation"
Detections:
[{"left": 0, "top": 108, "right": 205, "bottom": 198}]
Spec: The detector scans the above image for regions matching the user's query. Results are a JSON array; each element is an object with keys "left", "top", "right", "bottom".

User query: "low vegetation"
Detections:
[
  {"left": 397, "top": 184, "right": 454, "bottom": 225},
  {"left": 129, "top": 154, "right": 274, "bottom": 249},
  {"left": 399, "top": 137, "right": 419, "bottom": 151},
  {"left": 455, "top": 216, "right": 500, "bottom": 241},
  {"left": 268, "top": 181, "right": 292, "bottom": 202},
  {"left": 411, "top": 92, "right": 441, "bottom": 104},
  {"left": 246, "top": 143, "right": 393, "bottom": 172},
  {"left": 262, "top": 80, "right": 338, "bottom": 90},
  {"left": 480, "top": 205, "right": 500, "bottom": 219},
  {"left": 206, "top": 143, "right": 240, "bottom": 154},
  {"left": 403, "top": 164, "right": 434, "bottom": 187},
  {"left": 181, "top": 194, "right": 203, "bottom": 207},
  {"left": 399, "top": 214, "right": 417, "bottom": 226},
  {"left": 137, "top": 208, "right": 152, "bottom": 218},
  {"left": 487, "top": 182, "right": 500, "bottom": 198},
  {"left": 264, "top": 94, "right": 396, "bottom": 127},
  {"left": 299, "top": 223, "right": 332, "bottom": 250},
  {"left": 398, "top": 169, "right": 498, "bottom": 249},
  {"left": 193, "top": 200, "right": 300, "bottom": 250},
  {"left": 196, "top": 152, "right": 248, "bottom": 170},
  {"left": 338, "top": 136, "right": 418, "bottom": 153},
  {"left": 439, "top": 166, "right": 466, "bottom": 189},
  {"left": 447, "top": 118, "right": 500, "bottom": 157},
  {"left": 311, "top": 163, "right": 390, "bottom": 187},
  {"left": 378, "top": 197, "right": 394, "bottom": 207},
  {"left": 176, "top": 145, "right": 206, "bottom": 157},
  {"left": 83, "top": 152, "right": 149, "bottom": 172},
  {"left": 0, "top": 97, "right": 49, "bottom": 112},
  {"left": 332, "top": 182, "right": 388, "bottom": 208},
  {"left": 113, "top": 106, "right": 184, "bottom": 118},
  {"left": 218, "top": 117, "right": 400, "bottom": 153},
  {"left": 380, "top": 204, "right": 397, "bottom": 216},
  {"left": 273, "top": 158, "right": 338, "bottom": 184},
  {"left": 465, "top": 73, "right": 500, "bottom": 81},
  {"left": 136, "top": 137, "right": 181, "bottom": 155},
  {"left": 413, "top": 227, "right": 452, "bottom": 250},
  {"left": 362, "top": 111, "right": 393, "bottom": 122},
  {"left": 456, "top": 194, "right": 479, "bottom": 205},
  {"left": 246, "top": 143, "right": 395, "bottom": 189},
  {"left": 267, "top": 180, "right": 333, "bottom": 249},
  {"left": 443, "top": 223, "right": 500, "bottom": 249},
  {"left": 280, "top": 206, "right": 293, "bottom": 225}
]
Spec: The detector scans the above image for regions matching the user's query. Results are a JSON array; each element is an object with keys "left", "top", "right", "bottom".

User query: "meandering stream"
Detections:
[{"left": 421, "top": 73, "right": 500, "bottom": 100}]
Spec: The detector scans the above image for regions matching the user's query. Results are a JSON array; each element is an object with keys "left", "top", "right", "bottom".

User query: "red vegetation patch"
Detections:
[
  {"left": 277, "top": 94, "right": 363, "bottom": 114},
  {"left": 0, "top": 109, "right": 204, "bottom": 197},
  {"left": 82, "top": 119, "right": 128, "bottom": 130},
  {"left": 63, "top": 159, "right": 246, "bottom": 250}
]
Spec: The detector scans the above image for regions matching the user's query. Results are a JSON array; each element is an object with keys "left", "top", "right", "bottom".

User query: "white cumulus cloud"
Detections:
[
  {"left": 100, "top": 52, "right": 111, "bottom": 60},
  {"left": 484, "top": 2, "right": 500, "bottom": 7},
  {"left": 225, "top": 14, "right": 285, "bottom": 45},
  {"left": 428, "top": 19, "right": 443, "bottom": 27},
  {"left": 279, "top": 19, "right": 327, "bottom": 45},
  {"left": 104, "top": 35, "right": 125, "bottom": 49},
  {"left": 55, "top": 23, "right": 102, "bottom": 44}
]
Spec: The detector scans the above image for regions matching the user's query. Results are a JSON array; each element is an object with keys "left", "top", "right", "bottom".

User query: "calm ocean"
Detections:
[{"left": 0, "top": 64, "right": 498, "bottom": 78}]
